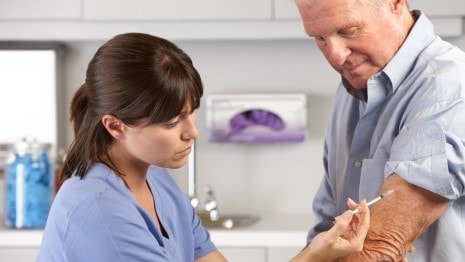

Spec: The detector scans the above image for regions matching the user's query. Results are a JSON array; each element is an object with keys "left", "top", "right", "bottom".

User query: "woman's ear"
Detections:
[{"left": 101, "top": 114, "right": 125, "bottom": 139}]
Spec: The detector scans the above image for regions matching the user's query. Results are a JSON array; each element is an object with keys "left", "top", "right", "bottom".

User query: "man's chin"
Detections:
[{"left": 342, "top": 76, "right": 368, "bottom": 89}]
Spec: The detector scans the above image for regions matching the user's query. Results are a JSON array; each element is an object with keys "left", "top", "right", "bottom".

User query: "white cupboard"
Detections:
[
  {"left": 219, "top": 247, "right": 267, "bottom": 261},
  {"left": 83, "top": 0, "right": 271, "bottom": 21},
  {"left": 409, "top": 0, "right": 465, "bottom": 16},
  {"left": 273, "top": 0, "right": 464, "bottom": 37},
  {"left": 0, "top": 0, "right": 80, "bottom": 19},
  {"left": 0, "top": 0, "right": 462, "bottom": 40}
]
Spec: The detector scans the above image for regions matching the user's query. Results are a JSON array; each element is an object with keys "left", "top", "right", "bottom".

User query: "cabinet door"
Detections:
[
  {"left": 83, "top": 0, "right": 271, "bottom": 21},
  {"left": 275, "top": 0, "right": 465, "bottom": 18},
  {"left": 409, "top": 0, "right": 465, "bottom": 16},
  {"left": 273, "top": 0, "right": 464, "bottom": 37},
  {"left": 0, "top": 247, "right": 39, "bottom": 262},
  {"left": 268, "top": 247, "right": 303, "bottom": 262},
  {"left": 218, "top": 247, "right": 266, "bottom": 262},
  {"left": 0, "top": 0, "right": 80, "bottom": 19}
]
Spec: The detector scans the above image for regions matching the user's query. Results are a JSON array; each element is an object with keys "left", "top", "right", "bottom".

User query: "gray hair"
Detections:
[{"left": 365, "top": 0, "right": 409, "bottom": 9}]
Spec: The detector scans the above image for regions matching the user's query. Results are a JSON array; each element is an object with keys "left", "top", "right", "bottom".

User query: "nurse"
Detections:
[{"left": 36, "top": 32, "right": 369, "bottom": 262}]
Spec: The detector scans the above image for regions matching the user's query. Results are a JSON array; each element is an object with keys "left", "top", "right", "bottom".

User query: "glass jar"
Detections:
[{"left": 5, "top": 138, "right": 52, "bottom": 229}]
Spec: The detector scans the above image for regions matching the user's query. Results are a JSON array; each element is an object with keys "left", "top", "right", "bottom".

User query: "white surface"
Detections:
[
  {"left": 0, "top": 0, "right": 80, "bottom": 19},
  {"left": 83, "top": 0, "right": 271, "bottom": 20},
  {"left": 210, "top": 213, "right": 311, "bottom": 248},
  {"left": 0, "top": 0, "right": 462, "bottom": 40},
  {"left": 276, "top": 0, "right": 465, "bottom": 18},
  {"left": 409, "top": 0, "right": 465, "bottom": 16},
  {"left": 0, "top": 50, "right": 57, "bottom": 145},
  {"left": 0, "top": 16, "right": 462, "bottom": 41},
  {"left": 0, "top": 213, "right": 312, "bottom": 248}
]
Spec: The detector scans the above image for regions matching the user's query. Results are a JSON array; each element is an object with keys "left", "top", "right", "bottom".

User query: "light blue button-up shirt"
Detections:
[{"left": 308, "top": 11, "right": 465, "bottom": 261}]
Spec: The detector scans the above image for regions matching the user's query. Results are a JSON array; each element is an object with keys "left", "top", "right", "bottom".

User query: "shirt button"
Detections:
[{"left": 354, "top": 161, "right": 362, "bottom": 168}]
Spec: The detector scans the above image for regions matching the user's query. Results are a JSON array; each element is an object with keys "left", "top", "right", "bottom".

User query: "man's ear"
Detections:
[
  {"left": 388, "top": 0, "right": 408, "bottom": 14},
  {"left": 101, "top": 114, "right": 124, "bottom": 139}
]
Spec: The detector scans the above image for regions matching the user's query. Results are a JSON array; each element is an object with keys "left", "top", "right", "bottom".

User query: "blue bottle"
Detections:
[{"left": 5, "top": 138, "right": 52, "bottom": 229}]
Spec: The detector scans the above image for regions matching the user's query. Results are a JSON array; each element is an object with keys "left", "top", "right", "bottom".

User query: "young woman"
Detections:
[{"left": 37, "top": 33, "right": 369, "bottom": 262}]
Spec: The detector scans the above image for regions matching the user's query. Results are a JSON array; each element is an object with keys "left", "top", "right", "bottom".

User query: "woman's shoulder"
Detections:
[{"left": 53, "top": 163, "right": 132, "bottom": 218}]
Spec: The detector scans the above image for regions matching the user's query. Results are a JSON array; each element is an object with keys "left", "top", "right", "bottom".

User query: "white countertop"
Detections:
[{"left": 0, "top": 213, "right": 312, "bottom": 248}]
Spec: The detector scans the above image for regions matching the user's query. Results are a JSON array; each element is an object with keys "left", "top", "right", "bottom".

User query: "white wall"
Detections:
[{"left": 61, "top": 36, "right": 465, "bottom": 216}]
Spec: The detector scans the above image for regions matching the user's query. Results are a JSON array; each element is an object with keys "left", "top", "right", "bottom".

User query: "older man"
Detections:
[{"left": 295, "top": 0, "right": 465, "bottom": 261}]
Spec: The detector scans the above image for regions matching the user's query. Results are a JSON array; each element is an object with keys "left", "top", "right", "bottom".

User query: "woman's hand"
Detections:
[{"left": 290, "top": 199, "right": 370, "bottom": 262}]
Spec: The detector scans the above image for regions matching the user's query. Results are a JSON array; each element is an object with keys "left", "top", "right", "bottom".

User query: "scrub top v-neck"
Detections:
[{"left": 37, "top": 163, "right": 217, "bottom": 261}]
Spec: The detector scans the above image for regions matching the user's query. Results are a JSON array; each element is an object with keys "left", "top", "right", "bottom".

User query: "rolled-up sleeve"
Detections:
[{"left": 386, "top": 120, "right": 465, "bottom": 200}]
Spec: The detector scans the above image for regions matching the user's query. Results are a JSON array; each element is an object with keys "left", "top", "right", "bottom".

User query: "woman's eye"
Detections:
[{"left": 165, "top": 119, "right": 180, "bottom": 128}]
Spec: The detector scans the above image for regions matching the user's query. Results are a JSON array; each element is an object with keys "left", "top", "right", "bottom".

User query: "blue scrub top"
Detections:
[{"left": 37, "top": 163, "right": 217, "bottom": 261}]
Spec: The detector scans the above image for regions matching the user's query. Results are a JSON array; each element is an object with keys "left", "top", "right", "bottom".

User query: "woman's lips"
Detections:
[{"left": 177, "top": 146, "right": 192, "bottom": 157}]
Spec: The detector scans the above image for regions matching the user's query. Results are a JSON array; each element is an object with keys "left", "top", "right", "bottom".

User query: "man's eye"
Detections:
[
  {"left": 341, "top": 27, "right": 358, "bottom": 36},
  {"left": 314, "top": 36, "right": 326, "bottom": 45}
]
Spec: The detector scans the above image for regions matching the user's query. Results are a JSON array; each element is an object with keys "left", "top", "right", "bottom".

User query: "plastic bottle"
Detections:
[{"left": 5, "top": 138, "right": 52, "bottom": 229}]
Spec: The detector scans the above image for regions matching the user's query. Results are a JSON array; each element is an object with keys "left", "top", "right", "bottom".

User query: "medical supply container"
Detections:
[{"left": 5, "top": 138, "right": 52, "bottom": 229}]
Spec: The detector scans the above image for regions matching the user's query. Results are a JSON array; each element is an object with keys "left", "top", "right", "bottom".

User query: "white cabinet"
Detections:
[
  {"left": 268, "top": 247, "right": 303, "bottom": 262},
  {"left": 0, "top": 1, "right": 463, "bottom": 45},
  {"left": 273, "top": 0, "right": 464, "bottom": 37},
  {"left": 219, "top": 247, "right": 267, "bottom": 262},
  {"left": 83, "top": 0, "right": 271, "bottom": 21},
  {"left": 0, "top": 247, "right": 39, "bottom": 262},
  {"left": 274, "top": 0, "right": 465, "bottom": 19},
  {"left": 0, "top": 0, "right": 80, "bottom": 19},
  {"left": 409, "top": 0, "right": 465, "bottom": 16},
  {"left": 218, "top": 246, "right": 303, "bottom": 262}
]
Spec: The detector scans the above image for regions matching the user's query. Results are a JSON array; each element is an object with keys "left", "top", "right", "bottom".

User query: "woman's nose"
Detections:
[{"left": 182, "top": 114, "right": 199, "bottom": 140}]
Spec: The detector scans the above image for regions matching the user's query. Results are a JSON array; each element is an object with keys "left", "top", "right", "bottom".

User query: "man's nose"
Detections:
[{"left": 326, "top": 39, "right": 350, "bottom": 67}]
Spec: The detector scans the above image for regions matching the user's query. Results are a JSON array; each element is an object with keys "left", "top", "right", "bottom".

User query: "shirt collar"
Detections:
[{"left": 382, "top": 10, "right": 436, "bottom": 91}]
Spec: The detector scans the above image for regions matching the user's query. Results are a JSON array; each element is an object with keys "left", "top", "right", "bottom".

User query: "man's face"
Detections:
[{"left": 296, "top": 0, "right": 404, "bottom": 89}]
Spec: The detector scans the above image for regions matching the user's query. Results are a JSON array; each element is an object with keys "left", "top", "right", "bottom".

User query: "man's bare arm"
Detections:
[{"left": 339, "top": 173, "right": 449, "bottom": 261}]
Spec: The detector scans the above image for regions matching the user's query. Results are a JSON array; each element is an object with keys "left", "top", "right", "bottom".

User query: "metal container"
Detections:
[{"left": 5, "top": 138, "right": 52, "bottom": 229}]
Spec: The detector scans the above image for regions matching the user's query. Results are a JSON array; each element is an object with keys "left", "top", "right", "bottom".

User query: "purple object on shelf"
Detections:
[{"left": 229, "top": 109, "right": 285, "bottom": 135}]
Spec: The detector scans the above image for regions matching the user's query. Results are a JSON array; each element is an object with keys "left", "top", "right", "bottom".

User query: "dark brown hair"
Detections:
[{"left": 62, "top": 33, "right": 203, "bottom": 179}]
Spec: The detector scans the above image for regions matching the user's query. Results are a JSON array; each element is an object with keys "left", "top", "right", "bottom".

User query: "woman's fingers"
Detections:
[
  {"left": 327, "top": 210, "right": 354, "bottom": 240},
  {"left": 347, "top": 197, "right": 359, "bottom": 210},
  {"left": 355, "top": 199, "right": 370, "bottom": 237}
]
